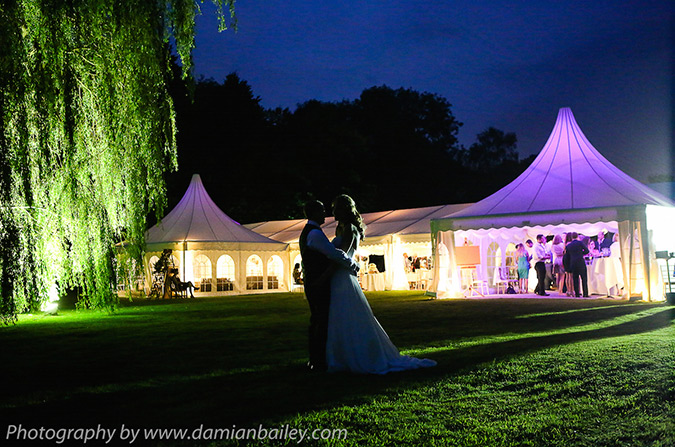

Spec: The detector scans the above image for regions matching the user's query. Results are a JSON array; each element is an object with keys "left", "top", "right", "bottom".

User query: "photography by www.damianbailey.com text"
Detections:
[{"left": 6, "top": 423, "right": 349, "bottom": 444}]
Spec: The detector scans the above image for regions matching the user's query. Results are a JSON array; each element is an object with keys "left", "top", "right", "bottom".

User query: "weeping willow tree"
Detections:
[{"left": 0, "top": 0, "right": 235, "bottom": 322}]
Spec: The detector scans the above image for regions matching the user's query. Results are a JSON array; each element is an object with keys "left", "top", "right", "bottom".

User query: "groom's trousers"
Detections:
[{"left": 305, "top": 281, "right": 331, "bottom": 368}]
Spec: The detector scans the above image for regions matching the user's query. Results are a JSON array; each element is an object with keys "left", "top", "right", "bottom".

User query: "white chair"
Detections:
[
  {"left": 460, "top": 266, "right": 488, "bottom": 297},
  {"left": 494, "top": 266, "right": 517, "bottom": 294}
]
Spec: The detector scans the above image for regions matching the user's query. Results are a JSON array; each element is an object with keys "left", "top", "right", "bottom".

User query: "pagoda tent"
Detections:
[
  {"left": 246, "top": 203, "right": 472, "bottom": 291},
  {"left": 429, "top": 107, "right": 675, "bottom": 300},
  {"left": 145, "top": 174, "right": 289, "bottom": 295}
]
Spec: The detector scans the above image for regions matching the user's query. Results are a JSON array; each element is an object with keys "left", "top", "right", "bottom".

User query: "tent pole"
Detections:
[{"left": 638, "top": 218, "right": 652, "bottom": 301}]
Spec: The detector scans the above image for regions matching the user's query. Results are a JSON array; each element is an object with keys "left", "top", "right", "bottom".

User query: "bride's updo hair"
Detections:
[{"left": 332, "top": 194, "right": 366, "bottom": 240}]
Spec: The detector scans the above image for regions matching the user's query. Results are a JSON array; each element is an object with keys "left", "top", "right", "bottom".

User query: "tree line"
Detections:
[{"left": 165, "top": 73, "right": 535, "bottom": 224}]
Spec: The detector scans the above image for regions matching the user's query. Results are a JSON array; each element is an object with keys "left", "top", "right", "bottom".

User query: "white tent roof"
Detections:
[
  {"left": 447, "top": 107, "right": 672, "bottom": 220},
  {"left": 245, "top": 203, "right": 473, "bottom": 245},
  {"left": 146, "top": 174, "right": 286, "bottom": 247}
]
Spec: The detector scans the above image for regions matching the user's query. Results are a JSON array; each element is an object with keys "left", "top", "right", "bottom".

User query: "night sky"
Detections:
[{"left": 192, "top": 0, "right": 673, "bottom": 183}]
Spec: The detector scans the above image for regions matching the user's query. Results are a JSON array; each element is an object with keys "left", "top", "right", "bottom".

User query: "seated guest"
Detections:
[
  {"left": 596, "top": 231, "right": 612, "bottom": 252},
  {"left": 168, "top": 270, "right": 196, "bottom": 298},
  {"left": 412, "top": 256, "right": 421, "bottom": 271},
  {"left": 588, "top": 240, "right": 600, "bottom": 258},
  {"left": 293, "top": 263, "right": 303, "bottom": 285}
]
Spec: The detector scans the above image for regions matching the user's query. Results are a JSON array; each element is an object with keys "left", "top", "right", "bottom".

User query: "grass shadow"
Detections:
[{"left": 2, "top": 301, "right": 672, "bottom": 435}]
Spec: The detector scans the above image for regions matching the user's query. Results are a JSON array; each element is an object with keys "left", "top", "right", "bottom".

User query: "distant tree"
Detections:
[
  {"left": 167, "top": 72, "right": 277, "bottom": 222},
  {"left": 267, "top": 99, "right": 375, "bottom": 216},
  {"left": 464, "top": 127, "right": 518, "bottom": 171},
  {"left": 168, "top": 80, "right": 529, "bottom": 222},
  {"left": 259, "top": 86, "right": 466, "bottom": 216},
  {"left": 0, "top": 0, "right": 235, "bottom": 321},
  {"left": 350, "top": 86, "right": 464, "bottom": 210},
  {"left": 457, "top": 127, "right": 527, "bottom": 200}
]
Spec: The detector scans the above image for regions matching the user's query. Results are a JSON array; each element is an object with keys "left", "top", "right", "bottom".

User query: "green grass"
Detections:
[{"left": 1, "top": 293, "right": 673, "bottom": 446}]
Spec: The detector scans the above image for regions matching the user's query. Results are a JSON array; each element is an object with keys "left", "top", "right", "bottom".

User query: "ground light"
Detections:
[{"left": 40, "top": 282, "right": 60, "bottom": 315}]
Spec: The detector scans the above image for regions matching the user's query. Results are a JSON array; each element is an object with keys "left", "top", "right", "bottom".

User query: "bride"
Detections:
[{"left": 326, "top": 194, "right": 437, "bottom": 374}]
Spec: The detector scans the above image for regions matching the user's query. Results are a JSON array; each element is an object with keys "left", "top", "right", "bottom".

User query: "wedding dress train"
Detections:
[{"left": 326, "top": 233, "right": 436, "bottom": 374}]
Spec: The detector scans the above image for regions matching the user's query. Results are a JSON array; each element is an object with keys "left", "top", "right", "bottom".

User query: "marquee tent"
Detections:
[
  {"left": 429, "top": 107, "right": 675, "bottom": 300},
  {"left": 246, "top": 203, "right": 472, "bottom": 291},
  {"left": 145, "top": 174, "right": 290, "bottom": 295}
]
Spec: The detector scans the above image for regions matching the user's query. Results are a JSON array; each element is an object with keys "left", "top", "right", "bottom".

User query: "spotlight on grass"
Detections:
[
  {"left": 41, "top": 282, "right": 60, "bottom": 315},
  {"left": 42, "top": 301, "right": 59, "bottom": 315}
]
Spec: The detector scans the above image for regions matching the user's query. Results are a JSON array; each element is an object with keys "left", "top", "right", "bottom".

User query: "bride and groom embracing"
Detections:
[{"left": 300, "top": 195, "right": 436, "bottom": 374}]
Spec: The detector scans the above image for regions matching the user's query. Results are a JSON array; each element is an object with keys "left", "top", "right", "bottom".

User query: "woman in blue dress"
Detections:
[{"left": 515, "top": 243, "right": 531, "bottom": 293}]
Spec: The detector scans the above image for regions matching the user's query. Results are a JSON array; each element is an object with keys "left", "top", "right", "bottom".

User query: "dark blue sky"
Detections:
[{"left": 193, "top": 0, "right": 673, "bottom": 183}]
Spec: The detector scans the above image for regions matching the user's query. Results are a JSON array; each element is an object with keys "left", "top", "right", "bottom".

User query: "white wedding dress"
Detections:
[{"left": 326, "top": 228, "right": 437, "bottom": 374}]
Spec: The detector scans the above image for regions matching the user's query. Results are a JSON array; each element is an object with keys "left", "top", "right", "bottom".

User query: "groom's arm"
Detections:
[{"left": 306, "top": 229, "right": 357, "bottom": 270}]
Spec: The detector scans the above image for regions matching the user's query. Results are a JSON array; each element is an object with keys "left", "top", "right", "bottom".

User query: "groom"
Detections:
[{"left": 299, "top": 200, "right": 358, "bottom": 372}]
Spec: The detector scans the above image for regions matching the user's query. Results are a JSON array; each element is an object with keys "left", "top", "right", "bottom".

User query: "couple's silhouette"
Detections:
[{"left": 299, "top": 195, "right": 436, "bottom": 374}]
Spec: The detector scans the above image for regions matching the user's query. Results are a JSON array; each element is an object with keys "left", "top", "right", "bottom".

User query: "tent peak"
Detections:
[
  {"left": 145, "top": 174, "right": 285, "bottom": 245},
  {"left": 445, "top": 107, "right": 672, "bottom": 219}
]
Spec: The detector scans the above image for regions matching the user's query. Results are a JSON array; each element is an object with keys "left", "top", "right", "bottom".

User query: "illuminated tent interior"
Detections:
[
  {"left": 245, "top": 203, "right": 471, "bottom": 291},
  {"left": 144, "top": 174, "right": 290, "bottom": 295},
  {"left": 429, "top": 107, "right": 675, "bottom": 300}
]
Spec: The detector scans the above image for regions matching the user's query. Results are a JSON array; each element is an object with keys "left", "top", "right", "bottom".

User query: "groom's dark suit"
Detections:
[
  {"left": 299, "top": 220, "right": 355, "bottom": 370},
  {"left": 299, "top": 222, "right": 332, "bottom": 369},
  {"left": 566, "top": 239, "right": 590, "bottom": 297}
]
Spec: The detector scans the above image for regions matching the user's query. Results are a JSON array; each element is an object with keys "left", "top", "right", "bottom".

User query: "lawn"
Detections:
[{"left": 1, "top": 292, "right": 673, "bottom": 446}]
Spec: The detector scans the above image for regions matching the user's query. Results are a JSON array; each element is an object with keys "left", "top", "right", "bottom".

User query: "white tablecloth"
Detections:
[
  {"left": 588, "top": 257, "right": 624, "bottom": 296},
  {"left": 364, "top": 273, "right": 385, "bottom": 291}
]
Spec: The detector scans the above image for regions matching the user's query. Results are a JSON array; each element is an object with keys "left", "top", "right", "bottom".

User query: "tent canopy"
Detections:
[
  {"left": 146, "top": 174, "right": 286, "bottom": 249},
  {"left": 430, "top": 107, "right": 674, "bottom": 301},
  {"left": 434, "top": 107, "right": 673, "bottom": 232},
  {"left": 246, "top": 203, "right": 473, "bottom": 245}
]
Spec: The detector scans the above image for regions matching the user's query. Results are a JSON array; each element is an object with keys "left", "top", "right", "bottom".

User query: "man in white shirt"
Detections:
[
  {"left": 533, "top": 234, "right": 551, "bottom": 296},
  {"left": 299, "top": 200, "right": 358, "bottom": 371}
]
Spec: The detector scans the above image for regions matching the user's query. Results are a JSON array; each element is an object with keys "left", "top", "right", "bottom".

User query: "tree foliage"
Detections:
[
  {"left": 458, "top": 127, "right": 534, "bottom": 201},
  {"left": 169, "top": 81, "right": 471, "bottom": 222},
  {"left": 0, "top": 0, "right": 234, "bottom": 321},
  {"left": 166, "top": 72, "right": 278, "bottom": 222},
  {"left": 167, "top": 79, "right": 535, "bottom": 223}
]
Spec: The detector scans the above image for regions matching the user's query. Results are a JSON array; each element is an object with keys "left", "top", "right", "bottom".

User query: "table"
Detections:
[
  {"left": 364, "top": 273, "right": 385, "bottom": 291},
  {"left": 588, "top": 257, "right": 624, "bottom": 296}
]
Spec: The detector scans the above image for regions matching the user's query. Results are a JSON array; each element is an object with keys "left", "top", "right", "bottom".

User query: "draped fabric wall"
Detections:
[{"left": 429, "top": 230, "right": 458, "bottom": 297}]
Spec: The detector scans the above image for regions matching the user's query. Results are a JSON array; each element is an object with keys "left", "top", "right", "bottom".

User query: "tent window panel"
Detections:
[
  {"left": 217, "top": 255, "right": 235, "bottom": 292},
  {"left": 505, "top": 243, "right": 516, "bottom": 267},
  {"left": 267, "top": 255, "right": 283, "bottom": 289},
  {"left": 217, "top": 278, "right": 233, "bottom": 292},
  {"left": 246, "top": 255, "right": 264, "bottom": 290},
  {"left": 194, "top": 254, "right": 212, "bottom": 292}
]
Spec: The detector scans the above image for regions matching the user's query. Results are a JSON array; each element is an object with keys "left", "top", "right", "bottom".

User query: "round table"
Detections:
[
  {"left": 364, "top": 273, "right": 385, "bottom": 291},
  {"left": 588, "top": 257, "right": 624, "bottom": 296}
]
